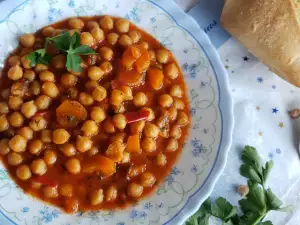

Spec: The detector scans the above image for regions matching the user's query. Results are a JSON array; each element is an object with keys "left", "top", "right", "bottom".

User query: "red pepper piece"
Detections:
[
  {"left": 125, "top": 110, "right": 150, "bottom": 124},
  {"left": 32, "top": 175, "right": 58, "bottom": 187}
]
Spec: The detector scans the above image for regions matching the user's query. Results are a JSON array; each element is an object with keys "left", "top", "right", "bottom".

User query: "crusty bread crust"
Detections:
[{"left": 221, "top": 0, "right": 300, "bottom": 87}]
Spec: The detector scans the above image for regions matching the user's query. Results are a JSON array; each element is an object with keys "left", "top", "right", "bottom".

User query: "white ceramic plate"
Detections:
[{"left": 0, "top": 0, "right": 233, "bottom": 224}]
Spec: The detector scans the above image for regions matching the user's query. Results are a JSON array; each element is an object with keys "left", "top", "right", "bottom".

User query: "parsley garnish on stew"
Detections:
[
  {"left": 186, "top": 146, "right": 292, "bottom": 225},
  {"left": 26, "top": 32, "right": 95, "bottom": 72}
]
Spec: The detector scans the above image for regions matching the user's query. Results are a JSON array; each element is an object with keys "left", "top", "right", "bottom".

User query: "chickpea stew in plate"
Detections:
[{"left": 0, "top": 16, "right": 190, "bottom": 213}]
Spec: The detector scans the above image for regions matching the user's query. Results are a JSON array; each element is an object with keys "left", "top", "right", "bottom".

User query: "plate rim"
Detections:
[{"left": 0, "top": 0, "right": 234, "bottom": 224}]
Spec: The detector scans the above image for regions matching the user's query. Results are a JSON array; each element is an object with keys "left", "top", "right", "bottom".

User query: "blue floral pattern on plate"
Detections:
[{"left": 0, "top": 0, "right": 233, "bottom": 224}]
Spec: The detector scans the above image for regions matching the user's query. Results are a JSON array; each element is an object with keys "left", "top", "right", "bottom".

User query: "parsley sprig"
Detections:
[
  {"left": 186, "top": 146, "right": 292, "bottom": 225},
  {"left": 26, "top": 32, "right": 95, "bottom": 72}
]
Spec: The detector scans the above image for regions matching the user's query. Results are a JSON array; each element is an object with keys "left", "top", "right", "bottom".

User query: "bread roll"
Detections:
[{"left": 221, "top": 0, "right": 300, "bottom": 87}]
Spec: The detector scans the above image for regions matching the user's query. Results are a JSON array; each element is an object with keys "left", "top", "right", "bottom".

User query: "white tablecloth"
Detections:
[{"left": 174, "top": 0, "right": 300, "bottom": 224}]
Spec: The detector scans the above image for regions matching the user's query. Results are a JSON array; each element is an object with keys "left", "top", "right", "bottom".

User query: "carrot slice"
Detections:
[
  {"left": 126, "top": 134, "right": 141, "bottom": 153},
  {"left": 56, "top": 100, "right": 87, "bottom": 128},
  {"left": 117, "top": 70, "right": 145, "bottom": 87},
  {"left": 147, "top": 67, "right": 164, "bottom": 90},
  {"left": 82, "top": 155, "right": 116, "bottom": 176},
  {"left": 124, "top": 110, "right": 150, "bottom": 124},
  {"left": 135, "top": 51, "right": 150, "bottom": 73}
]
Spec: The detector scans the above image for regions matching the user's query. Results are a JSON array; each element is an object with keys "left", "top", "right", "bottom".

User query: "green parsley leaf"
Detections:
[
  {"left": 70, "top": 32, "right": 80, "bottom": 49},
  {"left": 211, "top": 197, "right": 237, "bottom": 221},
  {"left": 265, "top": 188, "right": 282, "bottom": 210},
  {"left": 66, "top": 54, "right": 83, "bottom": 72},
  {"left": 239, "top": 181, "right": 267, "bottom": 214},
  {"left": 262, "top": 161, "right": 273, "bottom": 183},
  {"left": 186, "top": 198, "right": 211, "bottom": 225},
  {"left": 72, "top": 45, "right": 95, "bottom": 55},
  {"left": 240, "top": 164, "right": 262, "bottom": 184},
  {"left": 26, "top": 49, "right": 52, "bottom": 67},
  {"left": 47, "top": 32, "right": 72, "bottom": 51},
  {"left": 257, "top": 221, "right": 273, "bottom": 225},
  {"left": 239, "top": 211, "right": 263, "bottom": 225},
  {"left": 276, "top": 205, "right": 294, "bottom": 212}
]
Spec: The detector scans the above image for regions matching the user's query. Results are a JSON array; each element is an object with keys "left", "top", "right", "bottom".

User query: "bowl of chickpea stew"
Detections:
[{"left": 0, "top": 0, "right": 233, "bottom": 225}]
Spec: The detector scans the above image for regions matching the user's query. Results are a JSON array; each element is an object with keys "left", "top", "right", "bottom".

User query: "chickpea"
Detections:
[
  {"left": 107, "top": 33, "right": 119, "bottom": 45},
  {"left": 128, "top": 182, "right": 143, "bottom": 198},
  {"left": 10, "top": 82, "right": 25, "bottom": 97},
  {"left": 142, "top": 138, "right": 156, "bottom": 153},
  {"left": 112, "top": 114, "right": 127, "bottom": 130},
  {"left": 29, "top": 80, "right": 41, "bottom": 96},
  {"left": 53, "top": 129, "right": 70, "bottom": 145},
  {"left": 166, "top": 138, "right": 178, "bottom": 152},
  {"left": 76, "top": 135, "right": 93, "bottom": 152},
  {"left": 128, "top": 30, "right": 141, "bottom": 43},
  {"left": 21, "top": 55, "right": 32, "bottom": 69},
  {"left": 176, "top": 111, "right": 189, "bottom": 126},
  {"left": 59, "top": 184, "right": 73, "bottom": 197},
  {"left": 119, "top": 85, "right": 133, "bottom": 101},
  {"left": 85, "top": 80, "right": 99, "bottom": 92},
  {"left": 133, "top": 92, "right": 148, "bottom": 107},
  {"left": 28, "top": 140, "right": 43, "bottom": 155},
  {"left": 34, "top": 63, "right": 49, "bottom": 73},
  {"left": 78, "top": 92, "right": 94, "bottom": 106},
  {"left": 156, "top": 152, "right": 167, "bottom": 166},
  {"left": 20, "top": 33, "right": 35, "bottom": 48},
  {"left": 39, "top": 70, "right": 54, "bottom": 82},
  {"left": 90, "top": 107, "right": 106, "bottom": 123},
  {"left": 90, "top": 27, "right": 104, "bottom": 42},
  {"left": 87, "top": 146, "right": 99, "bottom": 156},
  {"left": 8, "top": 65, "right": 23, "bottom": 81},
  {"left": 40, "top": 129, "right": 52, "bottom": 143},
  {"left": 41, "top": 82, "right": 59, "bottom": 98},
  {"left": 29, "top": 116, "right": 47, "bottom": 131},
  {"left": 130, "top": 120, "right": 145, "bottom": 134},
  {"left": 43, "top": 186, "right": 58, "bottom": 198},
  {"left": 173, "top": 98, "right": 185, "bottom": 110},
  {"left": 16, "top": 164, "right": 31, "bottom": 180},
  {"left": 159, "top": 94, "right": 173, "bottom": 108},
  {"left": 59, "top": 73, "right": 77, "bottom": 87},
  {"left": 44, "top": 150, "right": 57, "bottom": 165},
  {"left": 144, "top": 123, "right": 159, "bottom": 138},
  {"left": 88, "top": 66, "right": 104, "bottom": 81},
  {"left": 1, "top": 89, "right": 10, "bottom": 100},
  {"left": 90, "top": 188, "right": 104, "bottom": 205},
  {"left": 31, "top": 180, "right": 42, "bottom": 189},
  {"left": 52, "top": 54, "right": 66, "bottom": 69},
  {"left": 99, "top": 47, "right": 114, "bottom": 61},
  {"left": 35, "top": 95, "right": 51, "bottom": 111},
  {"left": 8, "top": 112, "right": 24, "bottom": 128},
  {"left": 140, "top": 41, "right": 149, "bottom": 50},
  {"left": 8, "top": 96, "right": 23, "bottom": 111},
  {"left": 100, "top": 61, "right": 113, "bottom": 74},
  {"left": 65, "top": 158, "right": 81, "bottom": 175},
  {"left": 141, "top": 107, "right": 155, "bottom": 121},
  {"left": 141, "top": 172, "right": 156, "bottom": 187},
  {"left": 100, "top": 16, "right": 114, "bottom": 30},
  {"left": 24, "top": 70, "right": 36, "bottom": 81},
  {"left": 92, "top": 86, "right": 107, "bottom": 102},
  {"left": 20, "top": 101, "right": 37, "bottom": 119},
  {"left": 169, "top": 125, "right": 181, "bottom": 139},
  {"left": 113, "top": 104, "right": 126, "bottom": 114},
  {"left": 168, "top": 107, "right": 178, "bottom": 121},
  {"left": 8, "top": 55, "right": 21, "bottom": 66},
  {"left": 17, "top": 127, "right": 33, "bottom": 140},
  {"left": 31, "top": 159, "right": 47, "bottom": 175},
  {"left": 120, "top": 151, "right": 130, "bottom": 164},
  {"left": 42, "top": 27, "right": 55, "bottom": 37},
  {"left": 110, "top": 89, "right": 125, "bottom": 106},
  {"left": 156, "top": 49, "right": 169, "bottom": 64},
  {"left": 87, "top": 21, "right": 99, "bottom": 30},
  {"left": 119, "top": 34, "right": 132, "bottom": 48},
  {"left": 103, "top": 119, "right": 116, "bottom": 134},
  {"left": 81, "top": 120, "right": 99, "bottom": 136},
  {"left": 69, "top": 18, "right": 84, "bottom": 29},
  {"left": 170, "top": 85, "right": 183, "bottom": 98},
  {"left": 0, "top": 102, "right": 9, "bottom": 114},
  {"left": 9, "top": 135, "right": 27, "bottom": 152},
  {"left": 0, "top": 115, "right": 9, "bottom": 132},
  {"left": 0, "top": 139, "right": 10, "bottom": 155},
  {"left": 80, "top": 32, "right": 94, "bottom": 46},
  {"left": 106, "top": 185, "right": 117, "bottom": 202},
  {"left": 7, "top": 152, "right": 23, "bottom": 166},
  {"left": 60, "top": 143, "right": 76, "bottom": 157},
  {"left": 165, "top": 64, "right": 179, "bottom": 80},
  {"left": 66, "top": 87, "right": 79, "bottom": 100}
]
